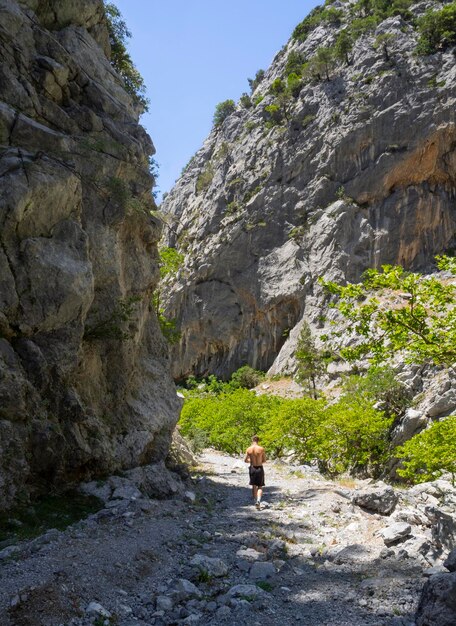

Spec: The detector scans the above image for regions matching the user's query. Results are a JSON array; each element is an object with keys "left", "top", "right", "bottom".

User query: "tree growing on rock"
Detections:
[
  {"left": 213, "top": 100, "right": 236, "bottom": 127},
  {"left": 295, "top": 322, "right": 326, "bottom": 398},
  {"left": 335, "top": 29, "right": 354, "bottom": 65}
]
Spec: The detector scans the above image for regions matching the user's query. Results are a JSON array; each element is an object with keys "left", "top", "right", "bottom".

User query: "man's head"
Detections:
[{"left": 252, "top": 435, "right": 259, "bottom": 443}]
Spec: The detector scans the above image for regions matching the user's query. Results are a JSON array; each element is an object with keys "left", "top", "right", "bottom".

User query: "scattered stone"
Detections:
[
  {"left": 228, "top": 584, "right": 266, "bottom": 598},
  {"left": 171, "top": 579, "right": 202, "bottom": 600},
  {"left": 379, "top": 523, "right": 412, "bottom": 546},
  {"left": 184, "top": 491, "right": 197, "bottom": 504}
]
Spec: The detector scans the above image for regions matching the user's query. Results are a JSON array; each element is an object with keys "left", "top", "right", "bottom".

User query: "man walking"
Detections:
[{"left": 244, "top": 436, "right": 266, "bottom": 509}]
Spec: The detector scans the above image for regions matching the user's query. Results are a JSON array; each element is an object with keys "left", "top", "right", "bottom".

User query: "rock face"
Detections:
[
  {"left": 0, "top": 0, "right": 179, "bottom": 509},
  {"left": 162, "top": 1, "right": 456, "bottom": 381}
]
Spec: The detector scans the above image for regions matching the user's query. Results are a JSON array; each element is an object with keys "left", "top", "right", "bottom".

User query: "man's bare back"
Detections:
[{"left": 244, "top": 444, "right": 266, "bottom": 466}]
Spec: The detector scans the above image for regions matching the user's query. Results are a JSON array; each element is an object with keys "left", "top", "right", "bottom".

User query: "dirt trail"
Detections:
[{"left": 0, "top": 451, "right": 425, "bottom": 626}]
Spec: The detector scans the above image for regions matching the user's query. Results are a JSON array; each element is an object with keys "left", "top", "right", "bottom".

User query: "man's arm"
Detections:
[
  {"left": 244, "top": 448, "right": 251, "bottom": 463},
  {"left": 262, "top": 449, "right": 266, "bottom": 464}
]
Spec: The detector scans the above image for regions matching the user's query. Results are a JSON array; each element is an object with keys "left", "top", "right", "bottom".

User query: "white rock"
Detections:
[
  {"left": 379, "top": 522, "right": 412, "bottom": 546},
  {"left": 249, "top": 561, "right": 276, "bottom": 580},
  {"left": 190, "top": 554, "right": 228, "bottom": 577},
  {"left": 86, "top": 602, "right": 112, "bottom": 618}
]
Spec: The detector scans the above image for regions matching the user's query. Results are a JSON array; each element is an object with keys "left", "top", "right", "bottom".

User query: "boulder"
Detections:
[
  {"left": 415, "top": 572, "right": 456, "bottom": 626},
  {"left": 352, "top": 485, "right": 398, "bottom": 515},
  {"left": 379, "top": 523, "right": 412, "bottom": 546},
  {"left": 190, "top": 555, "right": 228, "bottom": 577}
]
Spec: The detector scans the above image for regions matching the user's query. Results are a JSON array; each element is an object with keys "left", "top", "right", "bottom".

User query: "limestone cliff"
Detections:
[
  {"left": 162, "top": 0, "right": 456, "bottom": 381},
  {"left": 0, "top": 0, "right": 180, "bottom": 510}
]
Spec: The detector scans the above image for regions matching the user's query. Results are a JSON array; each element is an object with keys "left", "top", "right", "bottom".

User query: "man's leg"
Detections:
[
  {"left": 257, "top": 487, "right": 263, "bottom": 503},
  {"left": 252, "top": 485, "right": 258, "bottom": 502}
]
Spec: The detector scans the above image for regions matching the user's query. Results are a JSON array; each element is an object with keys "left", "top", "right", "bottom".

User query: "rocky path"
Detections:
[{"left": 1, "top": 451, "right": 454, "bottom": 626}]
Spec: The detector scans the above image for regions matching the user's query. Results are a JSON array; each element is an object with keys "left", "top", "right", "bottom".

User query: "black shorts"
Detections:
[{"left": 249, "top": 465, "right": 265, "bottom": 487}]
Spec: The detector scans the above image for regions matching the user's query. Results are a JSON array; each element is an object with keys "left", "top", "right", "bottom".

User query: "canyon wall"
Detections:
[
  {"left": 0, "top": 0, "right": 180, "bottom": 509},
  {"left": 162, "top": 1, "right": 456, "bottom": 380}
]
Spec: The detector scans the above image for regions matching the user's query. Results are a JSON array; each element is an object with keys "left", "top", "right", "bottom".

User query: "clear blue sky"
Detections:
[{"left": 114, "top": 1, "right": 320, "bottom": 200}]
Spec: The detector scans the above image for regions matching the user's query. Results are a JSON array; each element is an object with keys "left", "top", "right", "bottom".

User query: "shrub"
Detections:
[
  {"left": 295, "top": 322, "right": 326, "bottom": 398},
  {"left": 239, "top": 93, "right": 252, "bottom": 108},
  {"left": 316, "top": 397, "right": 393, "bottom": 476},
  {"left": 213, "top": 99, "right": 236, "bottom": 127},
  {"left": 104, "top": 3, "right": 149, "bottom": 111},
  {"left": 285, "top": 50, "right": 306, "bottom": 77},
  {"left": 264, "top": 104, "right": 283, "bottom": 127},
  {"left": 196, "top": 164, "right": 214, "bottom": 194},
  {"left": 286, "top": 73, "right": 302, "bottom": 97},
  {"left": 248, "top": 69, "right": 265, "bottom": 93},
  {"left": 417, "top": 2, "right": 456, "bottom": 54},
  {"left": 395, "top": 416, "right": 456, "bottom": 485},
  {"left": 335, "top": 29, "right": 353, "bottom": 65},
  {"left": 230, "top": 365, "right": 265, "bottom": 389},
  {"left": 269, "top": 78, "right": 285, "bottom": 96},
  {"left": 179, "top": 390, "right": 282, "bottom": 454}
]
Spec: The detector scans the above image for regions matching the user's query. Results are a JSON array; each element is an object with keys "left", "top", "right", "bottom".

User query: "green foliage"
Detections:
[
  {"left": 417, "top": 1, "right": 456, "bottom": 54},
  {"left": 286, "top": 73, "right": 302, "bottom": 97},
  {"left": 395, "top": 416, "right": 456, "bottom": 485},
  {"left": 248, "top": 69, "right": 265, "bottom": 93},
  {"left": 295, "top": 322, "right": 326, "bottom": 398},
  {"left": 230, "top": 365, "right": 265, "bottom": 389},
  {"left": 341, "top": 366, "right": 412, "bottom": 418},
  {"left": 285, "top": 50, "right": 306, "bottom": 77},
  {"left": 316, "top": 396, "right": 392, "bottom": 476},
  {"left": 292, "top": 5, "right": 343, "bottom": 42},
  {"left": 335, "top": 29, "right": 353, "bottom": 64},
  {"left": 213, "top": 99, "right": 236, "bottom": 127},
  {"left": 196, "top": 163, "right": 214, "bottom": 194},
  {"left": 84, "top": 296, "right": 141, "bottom": 341},
  {"left": 264, "top": 104, "right": 283, "bottom": 127},
  {"left": 179, "top": 389, "right": 282, "bottom": 454},
  {"left": 153, "top": 247, "right": 184, "bottom": 344},
  {"left": 350, "top": 15, "right": 378, "bottom": 38},
  {"left": 269, "top": 77, "right": 285, "bottom": 95},
  {"left": 320, "top": 256, "right": 456, "bottom": 366},
  {"left": 104, "top": 3, "right": 149, "bottom": 111},
  {"left": 239, "top": 92, "right": 252, "bottom": 108}
]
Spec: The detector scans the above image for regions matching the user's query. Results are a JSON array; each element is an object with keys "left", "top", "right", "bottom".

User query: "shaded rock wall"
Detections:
[
  {"left": 0, "top": 0, "right": 180, "bottom": 509},
  {"left": 162, "top": 2, "right": 456, "bottom": 380}
]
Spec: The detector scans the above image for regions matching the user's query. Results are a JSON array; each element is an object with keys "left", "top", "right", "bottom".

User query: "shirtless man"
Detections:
[{"left": 244, "top": 436, "right": 266, "bottom": 509}]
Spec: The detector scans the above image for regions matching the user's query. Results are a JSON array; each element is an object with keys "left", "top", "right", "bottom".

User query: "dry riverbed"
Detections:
[{"left": 0, "top": 450, "right": 454, "bottom": 626}]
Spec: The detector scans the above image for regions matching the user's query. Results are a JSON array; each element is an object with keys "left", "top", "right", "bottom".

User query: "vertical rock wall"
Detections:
[
  {"left": 162, "top": 3, "right": 456, "bottom": 380},
  {"left": 0, "top": 0, "right": 180, "bottom": 510}
]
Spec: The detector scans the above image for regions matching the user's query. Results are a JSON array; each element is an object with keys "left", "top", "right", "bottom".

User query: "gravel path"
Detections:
[{"left": 0, "top": 451, "right": 428, "bottom": 626}]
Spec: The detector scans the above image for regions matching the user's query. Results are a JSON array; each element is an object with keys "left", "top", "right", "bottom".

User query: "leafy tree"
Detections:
[
  {"left": 315, "top": 47, "right": 335, "bottom": 81},
  {"left": 104, "top": 3, "right": 149, "bottom": 111},
  {"left": 350, "top": 15, "right": 378, "bottom": 38},
  {"left": 321, "top": 256, "right": 456, "bottom": 366},
  {"left": 264, "top": 103, "right": 283, "bottom": 127},
  {"left": 316, "top": 396, "right": 392, "bottom": 476},
  {"left": 417, "top": 2, "right": 456, "bottom": 54},
  {"left": 285, "top": 50, "right": 306, "bottom": 77},
  {"left": 395, "top": 416, "right": 456, "bottom": 485},
  {"left": 262, "top": 398, "right": 326, "bottom": 459},
  {"left": 213, "top": 99, "right": 236, "bottom": 127},
  {"left": 335, "top": 29, "right": 353, "bottom": 65},
  {"left": 295, "top": 322, "right": 326, "bottom": 398},
  {"left": 248, "top": 69, "right": 265, "bottom": 93}
]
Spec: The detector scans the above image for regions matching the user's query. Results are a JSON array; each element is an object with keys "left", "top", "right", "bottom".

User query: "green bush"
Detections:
[
  {"left": 248, "top": 69, "right": 265, "bottom": 93},
  {"left": 285, "top": 51, "right": 306, "bottom": 77},
  {"left": 196, "top": 164, "right": 214, "bottom": 194},
  {"left": 230, "top": 365, "right": 265, "bottom": 389},
  {"left": 239, "top": 93, "right": 252, "bottom": 108},
  {"left": 417, "top": 2, "right": 456, "bottom": 54},
  {"left": 213, "top": 100, "right": 236, "bottom": 127},
  {"left": 179, "top": 389, "right": 282, "bottom": 454},
  {"left": 286, "top": 73, "right": 302, "bottom": 97},
  {"left": 395, "top": 417, "right": 456, "bottom": 485},
  {"left": 104, "top": 3, "right": 149, "bottom": 111},
  {"left": 269, "top": 78, "right": 285, "bottom": 95}
]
